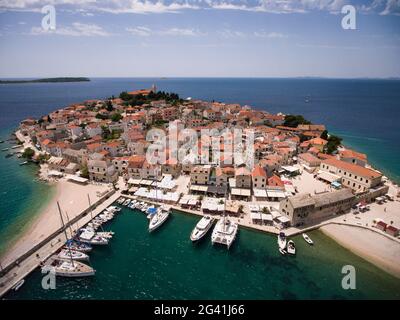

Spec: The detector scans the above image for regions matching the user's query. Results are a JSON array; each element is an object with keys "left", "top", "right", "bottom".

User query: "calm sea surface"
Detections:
[{"left": 1, "top": 78, "right": 399, "bottom": 299}]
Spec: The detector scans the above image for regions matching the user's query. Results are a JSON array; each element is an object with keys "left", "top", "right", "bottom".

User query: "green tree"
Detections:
[
  {"left": 119, "top": 91, "right": 133, "bottom": 101},
  {"left": 320, "top": 130, "right": 328, "bottom": 140},
  {"left": 111, "top": 112, "right": 122, "bottom": 122},
  {"left": 106, "top": 100, "right": 114, "bottom": 112},
  {"left": 37, "top": 153, "right": 50, "bottom": 163},
  {"left": 22, "top": 147, "right": 35, "bottom": 159},
  {"left": 326, "top": 135, "right": 342, "bottom": 154},
  {"left": 80, "top": 164, "right": 89, "bottom": 179},
  {"left": 283, "top": 115, "right": 311, "bottom": 128},
  {"left": 95, "top": 113, "right": 108, "bottom": 120}
]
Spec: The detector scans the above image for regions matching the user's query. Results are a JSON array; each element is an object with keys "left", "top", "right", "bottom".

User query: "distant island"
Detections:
[{"left": 0, "top": 77, "right": 90, "bottom": 84}]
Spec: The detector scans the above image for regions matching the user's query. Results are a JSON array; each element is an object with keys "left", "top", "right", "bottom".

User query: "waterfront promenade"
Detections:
[{"left": 0, "top": 189, "right": 120, "bottom": 298}]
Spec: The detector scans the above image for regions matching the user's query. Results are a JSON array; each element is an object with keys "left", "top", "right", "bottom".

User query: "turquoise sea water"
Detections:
[
  {"left": 5, "top": 207, "right": 400, "bottom": 300},
  {"left": 0, "top": 78, "right": 399, "bottom": 299},
  {"left": 0, "top": 128, "right": 54, "bottom": 256}
]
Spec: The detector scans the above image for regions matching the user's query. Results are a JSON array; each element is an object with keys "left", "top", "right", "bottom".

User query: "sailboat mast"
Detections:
[
  {"left": 57, "top": 201, "right": 75, "bottom": 267},
  {"left": 88, "top": 193, "right": 104, "bottom": 232},
  {"left": 87, "top": 194, "right": 93, "bottom": 220},
  {"left": 64, "top": 211, "right": 74, "bottom": 239}
]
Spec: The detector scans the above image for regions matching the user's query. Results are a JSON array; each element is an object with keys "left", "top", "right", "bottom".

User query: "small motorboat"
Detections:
[
  {"left": 287, "top": 240, "right": 296, "bottom": 255},
  {"left": 279, "top": 248, "right": 287, "bottom": 255},
  {"left": 12, "top": 279, "right": 25, "bottom": 291},
  {"left": 277, "top": 232, "right": 287, "bottom": 250},
  {"left": 302, "top": 233, "right": 313, "bottom": 245}
]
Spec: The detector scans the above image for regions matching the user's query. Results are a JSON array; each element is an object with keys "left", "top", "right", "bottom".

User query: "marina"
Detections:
[
  {"left": 4, "top": 205, "right": 400, "bottom": 300},
  {"left": 0, "top": 189, "right": 120, "bottom": 297}
]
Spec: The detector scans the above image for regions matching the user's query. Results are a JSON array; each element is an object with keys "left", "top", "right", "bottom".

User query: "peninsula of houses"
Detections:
[{"left": 10, "top": 85, "right": 400, "bottom": 278}]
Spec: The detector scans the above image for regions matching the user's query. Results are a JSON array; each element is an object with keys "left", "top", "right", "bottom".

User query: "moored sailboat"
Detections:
[
  {"left": 211, "top": 216, "right": 238, "bottom": 249},
  {"left": 58, "top": 249, "right": 89, "bottom": 261}
]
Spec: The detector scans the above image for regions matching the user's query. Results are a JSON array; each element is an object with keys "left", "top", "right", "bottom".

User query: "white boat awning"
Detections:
[
  {"left": 67, "top": 175, "right": 88, "bottom": 183},
  {"left": 190, "top": 185, "right": 208, "bottom": 192},
  {"left": 128, "top": 178, "right": 141, "bottom": 185},
  {"left": 253, "top": 189, "right": 268, "bottom": 198},
  {"left": 266, "top": 189, "right": 286, "bottom": 198},
  {"left": 231, "top": 188, "right": 251, "bottom": 196}
]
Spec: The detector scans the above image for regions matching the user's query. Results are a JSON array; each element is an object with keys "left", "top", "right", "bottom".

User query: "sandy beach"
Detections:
[
  {"left": 321, "top": 224, "right": 400, "bottom": 279},
  {"left": 0, "top": 178, "right": 110, "bottom": 267}
]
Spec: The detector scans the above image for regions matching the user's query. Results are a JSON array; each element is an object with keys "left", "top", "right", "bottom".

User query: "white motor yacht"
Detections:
[
  {"left": 149, "top": 207, "right": 170, "bottom": 232},
  {"left": 277, "top": 232, "right": 287, "bottom": 250},
  {"left": 190, "top": 216, "right": 215, "bottom": 242}
]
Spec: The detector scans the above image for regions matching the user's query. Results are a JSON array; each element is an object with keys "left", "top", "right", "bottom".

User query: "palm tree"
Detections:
[
  {"left": 262, "top": 206, "right": 269, "bottom": 214},
  {"left": 218, "top": 199, "right": 224, "bottom": 205},
  {"left": 238, "top": 204, "right": 244, "bottom": 213}
]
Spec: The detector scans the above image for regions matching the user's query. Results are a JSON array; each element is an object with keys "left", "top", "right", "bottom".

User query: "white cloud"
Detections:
[
  {"left": 95, "top": 0, "right": 199, "bottom": 14},
  {"left": 126, "top": 26, "right": 203, "bottom": 36},
  {"left": 380, "top": 0, "right": 400, "bottom": 15},
  {"left": 30, "top": 22, "right": 112, "bottom": 36},
  {"left": 159, "top": 27, "right": 202, "bottom": 36},
  {"left": 126, "top": 26, "right": 153, "bottom": 36},
  {"left": 217, "top": 29, "right": 287, "bottom": 39},
  {"left": 0, "top": 0, "right": 399, "bottom": 15},
  {"left": 217, "top": 29, "right": 246, "bottom": 38},
  {"left": 253, "top": 31, "right": 288, "bottom": 38}
]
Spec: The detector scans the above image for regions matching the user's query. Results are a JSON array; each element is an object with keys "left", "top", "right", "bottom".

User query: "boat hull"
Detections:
[
  {"left": 190, "top": 218, "right": 214, "bottom": 242},
  {"left": 55, "top": 270, "right": 95, "bottom": 277},
  {"left": 149, "top": 212, "right": 170, "bottom": 232}
]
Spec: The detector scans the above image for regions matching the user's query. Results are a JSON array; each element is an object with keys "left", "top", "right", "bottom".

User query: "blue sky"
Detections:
[{"left": 0, "top": 0, "right": 399, "bottom": 78}]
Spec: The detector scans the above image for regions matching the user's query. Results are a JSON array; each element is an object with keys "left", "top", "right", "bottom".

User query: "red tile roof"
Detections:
[
  {"left": 251, "top": 165, "right": 267, "bottom": 178},
  {"left": 322, "top": 158, "right": 382, "bottom": 179}
]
